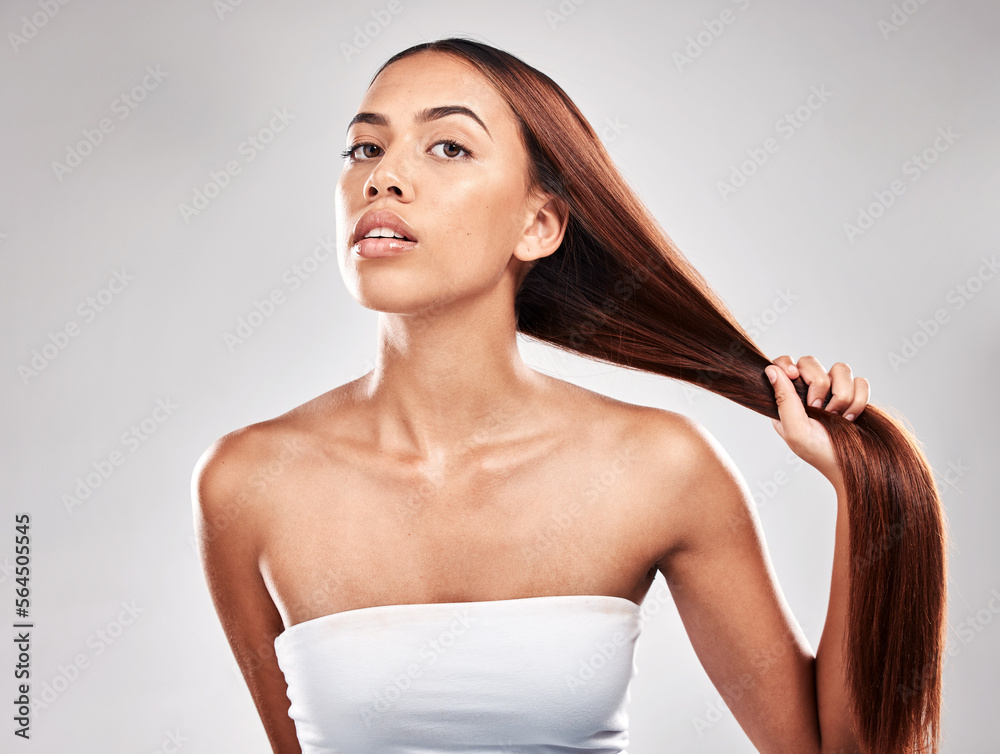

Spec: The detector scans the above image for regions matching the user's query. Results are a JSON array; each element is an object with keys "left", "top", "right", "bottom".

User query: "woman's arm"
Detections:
[
  {"left": 649, "top": 356, "right": 868, "bottom": 753},
  {"left": 766, "top": 355, "right": 869, "bottom": 752},
  {"left": 192, "top": 433, "right": 303, "bottom": 754}
]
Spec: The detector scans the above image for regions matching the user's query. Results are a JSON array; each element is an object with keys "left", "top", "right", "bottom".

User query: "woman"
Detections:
[{"left": 192, "top": 38, "right": 946, "bottom": 754}]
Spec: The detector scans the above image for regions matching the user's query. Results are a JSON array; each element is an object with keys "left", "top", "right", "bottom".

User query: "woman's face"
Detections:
[{"left": 336, "top": 51, "right": 559, "bottom": 314}]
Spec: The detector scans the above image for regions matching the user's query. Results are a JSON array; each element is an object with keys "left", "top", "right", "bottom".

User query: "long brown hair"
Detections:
[{"left": 371, "top": 38, "right": 947, "bottom": 754}]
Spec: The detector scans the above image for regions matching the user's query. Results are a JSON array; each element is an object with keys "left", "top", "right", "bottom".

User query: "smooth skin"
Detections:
[{"left": 192, "top": 51, "right": 869, "bottom": 754}]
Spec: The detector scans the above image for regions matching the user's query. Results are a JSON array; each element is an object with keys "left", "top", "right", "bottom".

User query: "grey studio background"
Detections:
[{"left": 2, "top": 1, "right": 998, "bottom": 752}]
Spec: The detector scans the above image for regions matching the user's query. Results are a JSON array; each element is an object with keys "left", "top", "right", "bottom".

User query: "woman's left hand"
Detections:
[{"left": 764, "top": 355, "right": 870, "bottom": 493}]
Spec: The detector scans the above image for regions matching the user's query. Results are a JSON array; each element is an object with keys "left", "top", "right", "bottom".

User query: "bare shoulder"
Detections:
[
  {"left": 547, "top": 377, "right": 735, "bottom": 475},
  {"left": 189, "top": 388, "right": 355, "bottom": 754},
  {"left": 523, "top": 373, "right": 744, "bottom": 501},
  {"left": 586, "top": 397, "right": 752, "bottom": 561},
  {"left": 190, "top": 382, "right": 356, "bottom": 544},
  {"left": 562, "top": 379, "right": 732, "bottom": 471},
  {"left": 629, "top": 405, "right": 742, "bottom": 490},
  {"left": 192, "top": 424, "right": 278, "bottom": 520}
]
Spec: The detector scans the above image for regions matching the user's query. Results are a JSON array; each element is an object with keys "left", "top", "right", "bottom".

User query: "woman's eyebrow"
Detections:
[{"left": 346, "top": 105, "right": 492, "bottom": 139}]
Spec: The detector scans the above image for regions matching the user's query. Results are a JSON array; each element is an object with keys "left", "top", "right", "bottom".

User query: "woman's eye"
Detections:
[
  {"left": 430, "top": 141, "right": 470, "bottom": 159},
  {"left": 341, "top": 143, "right": 381, "bottom": 160},
  {"left": 341, "top": 141, "right": 472, "bottom": 161}
]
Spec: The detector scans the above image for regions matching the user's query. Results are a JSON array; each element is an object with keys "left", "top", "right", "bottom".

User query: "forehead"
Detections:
[{"left": 357, "top": 51, "right": 519, "bottom": 136}]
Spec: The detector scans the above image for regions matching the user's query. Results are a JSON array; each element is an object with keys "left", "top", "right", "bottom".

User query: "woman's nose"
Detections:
[{"left": 363, "top": 149, "right": 411, "bottom": 200}]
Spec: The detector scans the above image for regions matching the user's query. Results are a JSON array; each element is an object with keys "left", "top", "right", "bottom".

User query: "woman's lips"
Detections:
[{"left": 354, "top": 237, "right": 418, "bottom": 258}]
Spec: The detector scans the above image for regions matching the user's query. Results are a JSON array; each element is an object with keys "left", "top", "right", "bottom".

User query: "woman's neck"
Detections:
[{"left": 357, "top": 294, "right": 548, "bottom": 461}]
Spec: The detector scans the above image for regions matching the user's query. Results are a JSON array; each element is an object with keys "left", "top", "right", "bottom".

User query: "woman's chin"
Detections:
[{"left": 351, "top": 289, "right": 450, "bottom": 316}]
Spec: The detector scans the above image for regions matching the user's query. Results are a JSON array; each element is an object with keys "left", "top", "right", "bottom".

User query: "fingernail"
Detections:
[
  {"left": 811, "top": 399, "right": 822, "bottom": 408},
  {"left": 765, "top": 367, "right": 777, "bottom": 384},
  {"left": 845, "top": 413, "right": 855, "bottom": 421}
]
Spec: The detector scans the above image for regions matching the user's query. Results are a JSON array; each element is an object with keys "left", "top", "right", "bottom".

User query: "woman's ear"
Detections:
[{"left": 514, "top": 193, "right": 569, "bottom": 263}]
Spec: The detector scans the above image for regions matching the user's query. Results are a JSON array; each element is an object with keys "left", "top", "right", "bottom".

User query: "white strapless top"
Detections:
[{"left": 273, "top": 594, "right": 644, "bottom": 753}]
